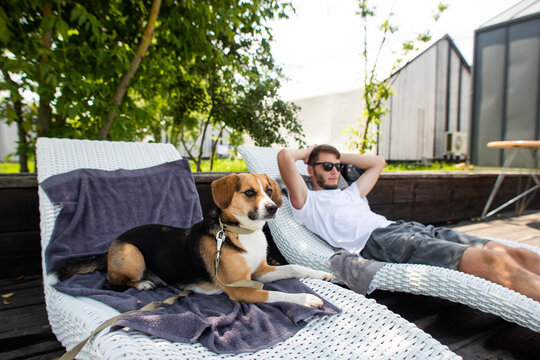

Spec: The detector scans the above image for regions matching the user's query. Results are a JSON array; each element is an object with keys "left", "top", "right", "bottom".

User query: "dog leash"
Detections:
[
  {"left": 58, "top": 290, "right": 192, "bottom": 360},
  {"left": 214, "top": 218, "right": 264, "bottom": 290}
]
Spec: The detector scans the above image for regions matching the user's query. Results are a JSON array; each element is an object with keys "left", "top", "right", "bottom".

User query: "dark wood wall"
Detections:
[
  {"left": 371, "top": 172, "right": 540, "bottom": 223},
  {"left": 0, "top": 175, "right": 41, "bottom": 278},
  {"left": 1, "top": 172, "right": 538, "bottom": 278}
]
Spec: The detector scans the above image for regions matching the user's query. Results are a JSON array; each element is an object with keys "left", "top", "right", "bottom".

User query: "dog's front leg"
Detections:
[
  {"left": 254, "top": 263, "right": 334, "bottom": 283},
  {"left": 225, "top": 287, "right": 324, "bottom": 308}
]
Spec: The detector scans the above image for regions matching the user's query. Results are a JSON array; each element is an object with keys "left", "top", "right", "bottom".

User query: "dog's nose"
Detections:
[{"left": 266, "top": 204, "right": 278, "bottom": 215}]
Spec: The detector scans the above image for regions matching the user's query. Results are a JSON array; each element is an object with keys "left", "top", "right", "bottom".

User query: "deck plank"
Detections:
[
  {"left": 0, "top": 303, "right": 51, "bottom": 340},
  {"left": 450, "top": 211, "right": 540, "bottom": 245},
  {"left": 0, "top": 274, "right": 63, "bottom": 360},
  {"left": 3, "top": 337, "right": 64, "bottom": 360}
]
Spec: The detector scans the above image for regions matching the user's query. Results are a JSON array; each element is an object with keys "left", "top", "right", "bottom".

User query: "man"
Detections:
[{"left": 277, "top": 144, "right": 540, "bottom": 302}]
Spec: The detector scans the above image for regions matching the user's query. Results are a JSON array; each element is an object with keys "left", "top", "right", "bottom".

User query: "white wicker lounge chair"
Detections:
[
  {"left": 37, "top": 137, "right": 458, "bottom": 359},
  {"left": 238, "top": 145, "right": 540, "bottom": 334}
]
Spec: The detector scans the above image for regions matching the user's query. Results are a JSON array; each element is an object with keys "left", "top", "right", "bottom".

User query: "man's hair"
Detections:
[{"left": 308, "top": 144, "right": 341, "bottom": 164}]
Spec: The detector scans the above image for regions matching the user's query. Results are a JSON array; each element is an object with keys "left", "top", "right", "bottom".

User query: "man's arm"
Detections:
[
  {"left": 340, "top": 153, "right": 386, "bottom": 198},
  {"left": 277, "top": 147, "right": 313, "bottom": 209}
]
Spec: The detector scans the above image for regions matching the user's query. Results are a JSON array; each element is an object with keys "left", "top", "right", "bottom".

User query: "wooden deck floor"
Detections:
[{"left": 1, "top": 211, "right": 539, "bottom": 359}]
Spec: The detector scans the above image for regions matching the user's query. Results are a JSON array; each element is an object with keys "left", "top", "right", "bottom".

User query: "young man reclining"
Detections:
[{"left": 277, "top": 144, "right": 540, "bottom": 302}]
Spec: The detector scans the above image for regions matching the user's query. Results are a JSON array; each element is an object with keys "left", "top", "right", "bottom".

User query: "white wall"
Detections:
[
  {"left": 287, "top": 88, "right": 366, "bottom": 152},
  {"left": 0, "top": 122, "right": 18, "bottom": 161}
]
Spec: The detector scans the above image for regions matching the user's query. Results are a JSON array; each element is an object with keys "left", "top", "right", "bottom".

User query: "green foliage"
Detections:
[
  {"left": 346, "top": 0, "right": 447, "bottom": 153},
  {"left": 384, "top": 161, "right": 466, "bottom": 172},
  {"left": 0, "top": 0, "right": 303, "bottom": 172},
  {"left": 188, "top": 158, "right": 248, "bottom": 173},
  {"left": 146, "top": 0, "right": 303, "bottom": 171}
]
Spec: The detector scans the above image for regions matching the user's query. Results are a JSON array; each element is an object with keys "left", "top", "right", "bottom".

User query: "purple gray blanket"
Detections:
[
  {"left": 40, "top": 160, "right": 340, "bottom": 354},
  {"left": 55, "top": 272, "right": 340, "bottom": 354},
  {"left": 42, "top": 160, "right": 203, "bottom": 272}
]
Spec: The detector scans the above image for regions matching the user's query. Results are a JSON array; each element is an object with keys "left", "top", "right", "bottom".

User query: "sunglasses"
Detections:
[{"left": 310, "top": 162, "right": 345, "bottom": 172}]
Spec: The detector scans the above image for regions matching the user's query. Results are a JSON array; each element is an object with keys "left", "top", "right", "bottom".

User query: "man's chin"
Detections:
[{"left": 321, "top": 183, "right": 339, "bottom": 190}]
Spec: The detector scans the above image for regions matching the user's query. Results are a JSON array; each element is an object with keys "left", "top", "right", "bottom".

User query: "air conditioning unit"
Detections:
[{"left": 445, "top": 132, "right": 468, "bottom": 156}]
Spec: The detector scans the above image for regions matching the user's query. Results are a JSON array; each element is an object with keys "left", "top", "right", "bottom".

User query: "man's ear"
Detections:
[
  {"left": 265, "top": 175, "right": 283, "bottom": 208},
  {"left": 307, "top": 165, "right": 314, "bottom": 177},
  {"left": 211, "top": 174, "right": 240, "bottom": 209}
]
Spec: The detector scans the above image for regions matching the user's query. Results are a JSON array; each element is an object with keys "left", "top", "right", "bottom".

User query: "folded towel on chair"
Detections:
[
  {"left": 41, "top": 161, "right": 340, "bottom": 354},
  {"left": 41, "top": 160, "right": 203, "bottom": 272},
  {"left": 55, "top": 272, "right": 340, "bottom": 354}
]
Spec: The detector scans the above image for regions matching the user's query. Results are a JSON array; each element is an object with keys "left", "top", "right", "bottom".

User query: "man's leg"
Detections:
[
  {"left": 363, "top": 222, "right": 540, "bottom": 301},
  {"left": 483, "top": 241, "right": 540, "bottom": 276},
  {"left": 458, "top": 246, "right": 540, "bottom": 302}
]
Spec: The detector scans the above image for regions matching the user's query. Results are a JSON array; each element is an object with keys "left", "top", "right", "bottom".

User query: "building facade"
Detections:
[{"left": 471, "top": 0, "right": 540, "bottom": 166}]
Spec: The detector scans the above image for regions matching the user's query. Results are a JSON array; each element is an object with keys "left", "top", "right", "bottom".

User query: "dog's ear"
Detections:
[
  {"left": 211, "top": 174, "right": 240, "bottom": 209},
  {"left": 265, "top": 175, "right": 283, "bottom": 208}
]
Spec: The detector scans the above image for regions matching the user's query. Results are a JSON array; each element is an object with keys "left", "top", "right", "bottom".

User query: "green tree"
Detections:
[
  {"left": 346, "top": 1, "right": 448, "bottom": 153},
  {"left": 0, "top": 0, "right": 302, "bottom": 172},
  {"left": 136, "top": 0, "right": 302, "bottom": 171},
  {"left": 1, "top": 0, "right": 159, "bottom": 150}
]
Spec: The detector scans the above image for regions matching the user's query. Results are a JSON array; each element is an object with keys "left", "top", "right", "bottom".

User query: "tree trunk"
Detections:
[
  {"left": 360, "top": 114, "right": 371, "bottom": 153},
  {"left": 179, "top": 136, "right": 196, "bottom": 164},
  {"left": 16, "top": 117, "right": 29, "bottom": 173},
  {"left": 37, "top": 1, "right": 53, "bottom": 137},
  {"left": 209, "top": 126, "right": 224, "bottom": 171},
  {"left": 2, "top": 70, "right": 29, "bottom": 172},
  {"left": 98, "top": 0, "right": 162, "bottom": 139},
  {"left": 196, "top": 114, "right": 212, "bottom": 172}
]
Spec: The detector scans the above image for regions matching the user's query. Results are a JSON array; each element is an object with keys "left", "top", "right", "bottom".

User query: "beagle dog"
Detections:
[{"left": 53, "top": 173, "right": 333, "bottom": 308}]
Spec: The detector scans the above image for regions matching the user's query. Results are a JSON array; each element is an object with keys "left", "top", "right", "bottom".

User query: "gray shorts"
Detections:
[{"left": 359, "top": 221, "right": 489, "bottom": 269}]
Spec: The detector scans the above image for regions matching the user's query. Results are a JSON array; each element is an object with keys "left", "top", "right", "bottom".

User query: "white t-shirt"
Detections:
[{"left": 292, "top": 183, "right": 392, "bottom": 254}]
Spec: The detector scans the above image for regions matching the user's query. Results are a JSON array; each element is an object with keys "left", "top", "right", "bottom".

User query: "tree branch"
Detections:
[
  {"left": 37, "top": 1, "right": 53, "bottom": 137},
  {"left": 98, "top": 0, "right": 162, "bottom": 139}
]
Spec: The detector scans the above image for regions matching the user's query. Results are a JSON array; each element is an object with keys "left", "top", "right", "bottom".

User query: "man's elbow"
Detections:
[{"left": 277, "top": 148, "right": 290, "bottom": 164}]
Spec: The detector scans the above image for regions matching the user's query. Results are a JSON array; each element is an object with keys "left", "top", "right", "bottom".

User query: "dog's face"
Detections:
[{"left": 211, "top": 173, "right": 282, "bottom": 227}]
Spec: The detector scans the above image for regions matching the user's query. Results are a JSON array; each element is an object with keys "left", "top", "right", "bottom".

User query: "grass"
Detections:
[
  {"left": 383, "top": 161, "right": 473, "bottom": 172},
  {"left": 189, "top": 158, "right": 248, "bottom": 172},
  {"left": 0, "top": 159, "right": 470, "bottom": 174},
  {"left": 0, "top": 162, "right": 35, "bottom": 173}
]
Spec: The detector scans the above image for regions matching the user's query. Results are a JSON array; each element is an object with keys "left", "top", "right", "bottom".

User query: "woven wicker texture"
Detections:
[
  {"left": 37, "top": 138, "right": 457, "bottom": 359},
  {"left": 238, "top": 145, "right": 540, "bottom": 334}
]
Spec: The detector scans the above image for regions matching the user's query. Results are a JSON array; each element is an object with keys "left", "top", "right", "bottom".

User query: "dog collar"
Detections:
[{"left": 218, "top": 218, "right": 256, "bottom": 235}]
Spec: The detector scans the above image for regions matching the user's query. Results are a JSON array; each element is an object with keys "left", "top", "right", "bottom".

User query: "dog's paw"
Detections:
[
  {"left": 303, "top": 294, "right": 324, "bottom": 308},
  {"left": 307, "top": 269, "right": 335, "bottom": 281},
  {"left": 136, "top": 280, "right": 156, "bottom": 290}
]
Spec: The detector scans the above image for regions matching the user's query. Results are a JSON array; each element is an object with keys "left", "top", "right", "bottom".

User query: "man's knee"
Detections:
[
  {"left": 484, "top": 241, "right": 537, "bottom": 262},
  {"left": 458, "top": 247, "right": 512, "bottom": 276},
  {"left": 484, "top": 240, "right": 515, "bottom": 252}
]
